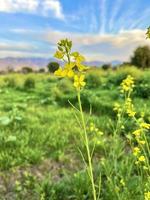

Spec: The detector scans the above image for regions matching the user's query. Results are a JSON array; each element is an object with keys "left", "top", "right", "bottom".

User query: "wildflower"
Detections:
[
  {"left": 54, "top": 68, "right": 63, "bottom": 76},
  {"left": 144, "top": 191, "right": 150, "bottom": 200},
  {"left": 98, "top": 131, "right": 104, "bottom": 136},
  {"left": 54, "top": 68, "right": 74, "bottom": 78},
  {"left": 120, "top": 179, "right": 125, "bottom": 187},
  {"left": 113, "top": 103, "right": 121, "bottom": 112},
  {"left": 133, "top": 147, "right": 140, "bottom": 156},
  {"left": 146, "top": 26, "right": 150, "bottom": 39},
  {"left": 138, "top": 155, "right": 145, "bottom": 162},
  {"left": 132, "top": 129, "right": 141, "bottom": 137},
  {"left": 74, "top": 74, "right": 86, "bottom": 90},
  {"left": 127, "top": 109, "right": 136, "bottom": 117},
  {"left": 140, "top": 122, "right": 150, "bottom": 129},
  {"left": 137, "top": 140, "right": 146, "bottom": 145},
  {"left": 120, "top": 75, "right": 134, "bottom": 93}
]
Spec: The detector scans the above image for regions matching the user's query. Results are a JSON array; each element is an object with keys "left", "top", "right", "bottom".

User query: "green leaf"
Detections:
[
  {"left": 6, "top": 135, "right": 17, "bottom": 143},
  {"left": 0, "top": 116, "right": 11, "bottom": 126}
]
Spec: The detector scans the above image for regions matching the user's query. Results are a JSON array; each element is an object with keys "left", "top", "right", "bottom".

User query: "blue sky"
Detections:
[{"left": 0, "top": 0, "right": 150, "bottom": 62}]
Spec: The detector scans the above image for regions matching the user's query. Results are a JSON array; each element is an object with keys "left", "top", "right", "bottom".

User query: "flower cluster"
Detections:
[
  {"left": 132, "top": 122, "right": 150, "bottom": 166},
  {"left": 88, "top": 122, "right": 104, "bottom": 146},
  {"left": 120, "top": 75, "right": 134, "bottom": 93},
  {"left": 54, "top": 39, "right": 88, "bottom": 90},
  {"left": 146, "top": 27, "right": 150, "bottom": 39},
  {"left": 125, "top": 97, "right": 136, "bottom": 117},
  {"left": 145, "top": 191, "right": 150, "bottom": 200}
]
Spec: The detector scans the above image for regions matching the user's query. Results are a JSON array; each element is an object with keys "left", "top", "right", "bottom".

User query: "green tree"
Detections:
[
  {"left": 22, "top": 66, "right": 33, "bottom": 73},
  {"left": 47, "top": 62, "right": 59, "bottom": 73},
  {"left": 131, "top": 46, "right": 150, "bottom": 69},
  {"left": 101, "top": 63, "right": 112, "bottom": 70}
]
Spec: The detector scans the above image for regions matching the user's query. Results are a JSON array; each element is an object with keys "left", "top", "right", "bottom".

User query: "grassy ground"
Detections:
[{"left": 0, "top": 66, "right": 150, "bottom": 199}]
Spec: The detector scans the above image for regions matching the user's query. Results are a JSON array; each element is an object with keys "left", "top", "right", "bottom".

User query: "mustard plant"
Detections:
[
  {"left": 54, "top": 39, "right": 98, "bottom": 200},
  {"left": 113, "top": 74, "right": 150, "bottom": 198}
]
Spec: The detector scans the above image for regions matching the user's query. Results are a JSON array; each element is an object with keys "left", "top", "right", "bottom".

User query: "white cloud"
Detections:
[
  {"left": 43, "top": 29, "right": 150, "bottom": 61},
  {"left": 42, "top": 0, "right": 64, "bottom": 19},
  {"left": 5, "top": 28, "right": 150, "bottom": 61},
  {"left": 0, "top": 0, "right": 64, "bottom": 19},
  {"left": 0, "top": 41, "right": 37, "bottom": 51}
]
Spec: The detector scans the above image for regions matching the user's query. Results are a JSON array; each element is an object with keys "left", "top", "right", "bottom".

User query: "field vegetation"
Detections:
[{"left": 0, "top": 64, "right": 150, "bottom": 199}]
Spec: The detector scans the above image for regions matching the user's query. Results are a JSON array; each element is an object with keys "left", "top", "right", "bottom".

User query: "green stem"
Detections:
[{"left": 77, "top": 90, "right": 97, "bottom": 200}]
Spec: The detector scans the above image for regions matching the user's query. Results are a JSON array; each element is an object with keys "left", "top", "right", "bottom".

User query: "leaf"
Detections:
[
  {"left": 6, "top": 135, "right": 17, "bottom": 143},
  {"left": 0, "top": 116, "right": 11, "bottom": 126},
  {"left": 58, "top": 46, "right": 63, "bottom": 51}
]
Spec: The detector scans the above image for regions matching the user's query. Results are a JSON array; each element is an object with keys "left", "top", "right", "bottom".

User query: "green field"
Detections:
[{"left": 0, "top": 66, "right": 150, "bottom": 200}]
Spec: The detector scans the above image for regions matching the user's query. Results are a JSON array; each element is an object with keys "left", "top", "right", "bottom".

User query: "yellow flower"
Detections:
[
  {"left": 132, "top": 129, "right": 141, "bottom": 137},
  {"left": 144, "top": 191, "right": 150, "bottom": 200},
  {"left": 54, "top": 68, "right": 74, "bottom": 78},
  {"left": 54, "top": 68, "right": 63, "bottom": 76},
  {"left": 120, "top": 179, "right": 125, "bottom": 187},
  {"left": 133, "top": 147, "right": 140, "bottom": 156},
  {"left": 138, "top": 140, "right": 146, "bottom": 145},
  {"left": 121, "top": 75, "right": 134, "bottom": 93},
  {"left": 140, "top": 122, "right": 150, "bottom": 129},
  {"left": 98, "top": 131, "right": 104, "bottom": 136},
  {"left": 127, "top": 109, "right": 136, "bottom": 117},
  {"left": 113, "top": 103, "right": 121, "bottom": 112},
  {"left": 74, "top": 74, "right": 86, "bottom": 89},
  {"left": 138, "top": 155, "right": 145, "bottom": 162}
]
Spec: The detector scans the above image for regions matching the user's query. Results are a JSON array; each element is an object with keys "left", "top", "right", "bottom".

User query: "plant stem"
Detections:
[{"left": 77, "top": 90, "right": 97, "bottom": 200}]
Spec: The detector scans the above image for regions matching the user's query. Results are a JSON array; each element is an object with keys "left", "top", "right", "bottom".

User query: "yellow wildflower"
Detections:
[
  {"left": 146, "top": 26, "right": 150, "bottom": 39},
  {"left": 127, "top": 109, "right": 136, "bottom": 117},
  {"left": 54, "top": 68, "right": 63, "bottom": 76},
  {"left": 144, "top": 191, "right": 150, "bottom": 200},
  {"left": 113, "top": 103, "right": 121, "bottom": 112},
  {"left": 137, "top": 140, "right": 146, "bottom": 145},
  {"left": 140, "top": 122, "right": 150, "bottom": 129},
  {"left": 54, "top": 68, "right": 74, "bottom": 78},
  {"left": 120, "top": 179, "right": 125, "bottom": 187},
  {"left": 132, "top": 129, "right": 141, "bottom": 137},
  {"left": 98, "top": 131, "right": 104, "bottom": 136},
  {"left": 74, "top": 74, "right": 86, "bottom": 90},
  {"left": 138, "top": 155, "right": 145, "bottom": 162},
  {"left": 121, "top": 75, "right": 134, "bottom": 93},
  {"left": 133, "top": 147, "right": 140, "bottom": 156}
]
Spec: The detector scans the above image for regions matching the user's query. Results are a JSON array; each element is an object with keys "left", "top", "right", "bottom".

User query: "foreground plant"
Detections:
[
  {"left": 54, "top": 39, "right": 98, "bottom": 200},
  {"left": 113, "top": 75, "right": 150, "bottom": 198}
]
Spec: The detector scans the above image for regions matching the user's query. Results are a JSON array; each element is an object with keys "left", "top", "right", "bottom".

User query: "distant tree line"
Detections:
[{"left": 0, "top": 45, "right": 150, "bottom": 75}]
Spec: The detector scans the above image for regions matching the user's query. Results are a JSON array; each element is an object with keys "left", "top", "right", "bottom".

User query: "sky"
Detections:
[{"left": 0, "top": 0, "right": 150, "bottom": 62}]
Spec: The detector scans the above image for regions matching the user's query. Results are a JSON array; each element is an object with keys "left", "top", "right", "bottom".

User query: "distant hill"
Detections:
[{"left": 0, "top": 57, "right": 122, "bottom": 71}]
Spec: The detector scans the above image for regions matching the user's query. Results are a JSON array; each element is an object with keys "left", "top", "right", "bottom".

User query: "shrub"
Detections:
[
  {"left": 134, "top": 76, "right": 150, "bottom": 98},
  {"left": 47, "top": 62, "right": 60, "bottom": 73},
  {"left": 22, "top": 67, "right": 33, "bottom": 73},
  {"left": 4, "top": 77, "right": 16, "bottom": 88},
  {"left": 107, "top": 72, "right": 128, "bottom": 86},
  {"left": 24, "top": 77, "right": 35, "bottom": 90},
  {"left": 57, "top": 79, "right": 73, "bottom": 94},
  {"left": 86, "top": 73, "right": 101, "bottom": 89}
]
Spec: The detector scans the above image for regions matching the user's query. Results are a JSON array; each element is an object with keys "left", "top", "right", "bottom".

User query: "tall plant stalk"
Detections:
[{"left": 77, "top": 91, "right": 97, "bottom": 200}]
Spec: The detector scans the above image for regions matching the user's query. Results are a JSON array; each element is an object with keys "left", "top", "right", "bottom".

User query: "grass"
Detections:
[{"left": 0, "top": 67, "right": 150, "bottom": 199}]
